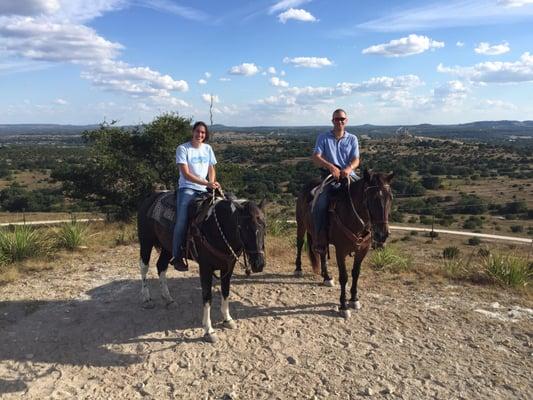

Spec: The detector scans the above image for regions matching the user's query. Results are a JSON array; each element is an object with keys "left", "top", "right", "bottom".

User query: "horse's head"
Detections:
[
  {"left": 236, "top": 199, "right": 267, "bottom": 273},
  {"left": 363, "top": 169, "right": 394, "bottom": 248}
]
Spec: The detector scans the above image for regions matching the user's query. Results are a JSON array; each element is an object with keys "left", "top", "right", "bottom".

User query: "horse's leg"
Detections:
[
  {"left": 139, "top": 242, "right": 154, "bottom": 309},
  {"left": 220, "top": 268, "right": 236, "bottom": 329},
  {"left": 320, "top": 251, "right": 334, "bottom": 287},
  {"left": 349, "top": 249, "right": 368, "bottom": 310},
  {"left": 337, "top": 252, "right": 350, "bottom": 318},
  {"left": 200, "top": 266, "right": 217, "bottom": 343},
  {"left": 294, "top": 223, "right": 305, "bottom": 277},
  {"left": 157, "top": 248, "right": 175, "bottom": 307}
]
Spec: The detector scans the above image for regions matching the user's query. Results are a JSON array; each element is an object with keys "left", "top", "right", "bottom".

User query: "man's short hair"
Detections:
[{"left": 332, "top": 108, "right": 347, "bottom": 117}]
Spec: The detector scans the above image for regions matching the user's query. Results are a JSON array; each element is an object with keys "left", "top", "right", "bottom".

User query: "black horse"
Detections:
[
  {"left": 137, "top": 192, "right": 266, "bottom": 342},
  {"left": 295, "top": 170, "right": 394, "bottom": 318}
]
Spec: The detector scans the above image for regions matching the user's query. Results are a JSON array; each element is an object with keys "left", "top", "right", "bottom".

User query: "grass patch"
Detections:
[
  {"left": 114, "top": 223, "right": 138, "bottom": 246},
  {"left": 368, "top": 246, "right": 412, "bottom": 273},
  {"left": 0, "top": 225, "right": 52, "bottom": 263},
  {"left": 55, "top": 220, "right": 88, "bottom": 250},
  {"left": 482, "top": 253, "right": 532, "bottom": 287}
]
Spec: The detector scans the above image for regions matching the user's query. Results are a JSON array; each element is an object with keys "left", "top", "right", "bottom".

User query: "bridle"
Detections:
[{"left": 364, "top": 184, "right": 392, "bottom": 225}]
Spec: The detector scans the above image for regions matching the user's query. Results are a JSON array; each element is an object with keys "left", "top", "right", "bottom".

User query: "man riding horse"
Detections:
[{"left": 312, "top": 108, "right": 360, "bottom": 254}]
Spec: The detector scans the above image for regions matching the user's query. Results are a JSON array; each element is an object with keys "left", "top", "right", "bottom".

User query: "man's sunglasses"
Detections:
[{"left": 333, "top": 117, "right": 347, "bottom": 122}]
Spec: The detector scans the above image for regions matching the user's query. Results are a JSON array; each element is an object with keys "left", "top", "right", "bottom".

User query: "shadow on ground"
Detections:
[{"left": 0, "top": 272, "right": 334, "bottom": 380}]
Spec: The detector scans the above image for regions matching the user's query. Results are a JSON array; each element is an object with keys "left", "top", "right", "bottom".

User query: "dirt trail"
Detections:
[{"left": 0, "top": 245, "right": 531, "bottom": 399}]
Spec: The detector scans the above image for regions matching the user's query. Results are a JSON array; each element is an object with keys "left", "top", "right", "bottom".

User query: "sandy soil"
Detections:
[{"left": 0, "top": 244, "right": 532, "bottom": 399}]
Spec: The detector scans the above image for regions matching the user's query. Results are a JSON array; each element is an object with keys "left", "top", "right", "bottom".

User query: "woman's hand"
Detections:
[{"left": 207, "top": 181, "right": 220, "bottom": 190}]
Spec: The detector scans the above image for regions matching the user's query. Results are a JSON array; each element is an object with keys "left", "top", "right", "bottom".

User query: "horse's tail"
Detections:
[
  {"left": 137, "top": 192, "right": 162, "bottom": 263},
  {"left": 306, "top": 231, "right": 320, "bottom": 274}
]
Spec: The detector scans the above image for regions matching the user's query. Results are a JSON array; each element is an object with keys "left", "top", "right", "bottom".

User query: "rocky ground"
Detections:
[{"left": 0, "top": 244, "right": 532, "bottom": 399}]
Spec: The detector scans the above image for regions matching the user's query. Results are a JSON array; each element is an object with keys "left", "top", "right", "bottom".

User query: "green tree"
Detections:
[{"left": 52, "top": 113, "right": 191, "bottom": 219}]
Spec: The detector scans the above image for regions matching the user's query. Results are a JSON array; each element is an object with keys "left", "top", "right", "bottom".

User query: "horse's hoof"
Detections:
[
  {"left": 245, "top": 268, "right": 251, "bottom": 276},
  {"left": 204, "top": 333, "right": 218, "bottom": 343},
  {"left": 142, "top": 300, "right": 155, "bottom": 309},
  {"left": 340, "top": 309, "right": 351, "bottom": 319},
  {"left": 322, "top": 279, "right": 335, "bottom": 287},
  {"left": 349, "top": 300, "right": 362, "bottom": 310},
  {"left": 165, "top": 300, "right": 177, "bottom": 309},
  {"left": 294, "top": 270, "right": 304, "bottom": 278},
  {"left": 223, "top": 319, "right": 237, "bottom": 329}
]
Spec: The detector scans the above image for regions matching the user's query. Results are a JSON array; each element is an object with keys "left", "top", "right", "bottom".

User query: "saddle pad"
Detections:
[{"left": 148, "top": 191, "right": 176, "bottom": 231}]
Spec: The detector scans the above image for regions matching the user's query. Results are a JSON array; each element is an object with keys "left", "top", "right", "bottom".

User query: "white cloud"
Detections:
[
  {"left": 270, "top": 76, "right": 289, "bottom": 87},
  {"left": 280, "top": 70, "right": 286, "bottom": 76},
  {"left": 432, "top": 80, "right": 468, "bottom": 106},
  {"left": 475, "top": 41, "right": 510, "bottom": 55},
  {"left": 278, "top": 8, "right": 317, "bottom": 23},
  {"left": 219, "top": 77, "right": 231, "bottom": 82},
  {"left": 0, "top": 0, "right": 61, "bottom": 16},
  {"left": 54, "top": 98, "right": 68, "bottom": 105},
  {"left": 204, "top": 71, "right": 211, "bottom": 78},
  {"left": 283, "top": 56, "right": 332, "bottom": 68},
  {"left": 137, "top": 0, "right": 208, "bottom": 22},
  {"left": 498, "top": 0, "right": 533, "bottom": 7},
  {"left": 0, "top": 16, "right": 123, "bottom": 62},
  {"left": 354, "top": 0, "right": 533, "bottom": 33},
  {"left": 198, "top": 78, "right": 207, "bottom": 85},
  {"left": 337, "top": 75, "right": 424, "bottom": 94},
  {"left": 202, "top": 93, "right": 219, "bottom": 103},
  {"left": 267, "top": 66, "right": 277, "bottom": 74},
  {"left": 269, "top": 0, "right": 310, "bottom": 14},
  {"left": 438, "top": 52, "right": 533, "bottom": 83},
  {"left": 228, "top": 62, "right": 259, "bottom": 76},
  {"left": 456, "top": 41, "right": 465, "bottom": 47},
  {"left": 477, "top": 99, "right": 517, "bottom": 109},
  {"left": 362, "top": 34, "right": 444, "bottom": 57}
]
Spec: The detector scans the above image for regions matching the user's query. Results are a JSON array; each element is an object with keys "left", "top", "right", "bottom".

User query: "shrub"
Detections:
[
  {"left": 115, "top": 224, "right": 138, "bottom": 246},
  {"left": 428, "top": 231, "right": 439, "bottom": 238},
  {"left": 0, "top": 225, "right": 52, "bottom": 263},
  {"left": 55, "top": 220, "right": 88, "bottom": 250},
  {"left": 443, "top": 246, "right": 460, "bottom": 259},
  {"left": 368, "top": 247, "right": 412, "bottom": 272},
  {"left": 443, "top": 258, "right": 469, "bottom": 279},
  {"left": 267, "top": 219, "right": 291, "bottom": 237},
  {"left": 468, "top": 237, "right": 481, "bottom": 246},
  {"left": 510, "top": 225, "right": 523, "bottom": 233},
  {"left": 482, "top": 253, "right": 531, "bottom": 287}
]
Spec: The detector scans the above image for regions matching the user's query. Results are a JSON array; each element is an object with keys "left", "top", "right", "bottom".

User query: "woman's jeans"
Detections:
[{"left": 172, "top": 188, "right": 202, "bottom": 260}]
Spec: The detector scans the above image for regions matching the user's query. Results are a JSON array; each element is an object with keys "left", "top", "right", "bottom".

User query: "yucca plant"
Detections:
[
  {"left": 55, "top": 220, "right": 88, "bottom": 250},
  {"left": 368, "top": 246, "right": 411, "bottom": 272},
  {"left": 0, "top": 225, "right": 52, "bottom": 263},
  {"left": 443, "top": 246, "right": 460, "bottom": 259},
  {"left": 482, "top": 253, "right": 531, "bottom": 287}
]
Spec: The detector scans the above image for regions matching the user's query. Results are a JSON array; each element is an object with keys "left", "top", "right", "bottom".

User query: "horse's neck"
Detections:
[
  {"left": 207, "top": 200, "right": 240, "bottom": 243},
  {"left": 336, "top": 180, "right": 370, "bottom": 229}
]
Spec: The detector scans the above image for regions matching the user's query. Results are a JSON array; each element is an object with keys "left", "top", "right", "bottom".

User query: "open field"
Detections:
[{"left": 0, "top": 228, "right": 531, "bottom": 399}]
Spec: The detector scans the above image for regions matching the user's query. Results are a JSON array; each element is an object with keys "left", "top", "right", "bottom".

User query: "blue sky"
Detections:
[{"left": 1, "top": 0, "right": 533, "bottom": 126}]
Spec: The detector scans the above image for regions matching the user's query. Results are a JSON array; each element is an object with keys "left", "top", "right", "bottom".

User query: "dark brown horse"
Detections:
[
  {"left": 138, "top": 192, "right": 266, "bottom": 342},
  {"left": 295, "top": 170, "right": 394, "bottom": 318}
]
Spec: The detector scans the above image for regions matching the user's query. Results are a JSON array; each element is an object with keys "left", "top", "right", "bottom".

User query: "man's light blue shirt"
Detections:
[{"left": 313, "top": 130, "right": 359, "bottom": 173}]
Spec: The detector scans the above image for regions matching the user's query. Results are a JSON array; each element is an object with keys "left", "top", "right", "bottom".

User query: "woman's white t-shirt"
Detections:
[{"left": 176, "top": 142, "right": 217, "bottom": 192}]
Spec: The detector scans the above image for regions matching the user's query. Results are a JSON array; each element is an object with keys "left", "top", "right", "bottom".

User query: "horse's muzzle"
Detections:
[
  {"left": 372, "top": 224, "right": 389, "bottom": 248},
  {"left": 249, "top": 251, "right": 265, "bottom": 273}
]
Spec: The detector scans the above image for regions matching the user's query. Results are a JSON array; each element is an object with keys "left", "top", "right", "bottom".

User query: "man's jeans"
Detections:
[{"left": 172, "top": 188, "right": 202, "bottom": 260}]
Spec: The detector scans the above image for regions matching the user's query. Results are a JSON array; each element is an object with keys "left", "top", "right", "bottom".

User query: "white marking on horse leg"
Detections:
[
  {"left": 159, "top": 269, "right": 174, "bottom": 305},
  {"left": 202, "top": 303, "right": 215, "bottom": 335},
  {"left": 139, "top": 259, "right": 151, "bottom": 303},
  {"left": 221, "top": 295, "right": 232, "bottom": 322}
]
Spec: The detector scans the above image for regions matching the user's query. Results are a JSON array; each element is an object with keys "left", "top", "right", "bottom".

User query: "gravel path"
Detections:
[{"left": 0, "top": 245, "right": 531, "bottom": 399}]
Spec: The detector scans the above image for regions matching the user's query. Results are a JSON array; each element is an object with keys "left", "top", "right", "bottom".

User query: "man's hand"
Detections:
[
  {"left": 340, "top": 167, "right": 352, "bottom": 179},
  {"left": 329, "top": 165, "right": 341, "bottom": 180}
]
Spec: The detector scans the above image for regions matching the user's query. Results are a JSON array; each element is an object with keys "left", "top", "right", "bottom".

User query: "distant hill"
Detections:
[
  {"left": 1, "top": 121, "right": 532, "bottom": 140},
  {"left": 0, "top": 124, "right": 99, "bottom": 136}
]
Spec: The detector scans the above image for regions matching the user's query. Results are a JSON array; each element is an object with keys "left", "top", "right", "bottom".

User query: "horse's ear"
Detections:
[
  {"left": 258, "top": 198, "right": 267, "bottom": 211},
  {"left": 386, "top": 171, "right": 394, "bottom": 183}
]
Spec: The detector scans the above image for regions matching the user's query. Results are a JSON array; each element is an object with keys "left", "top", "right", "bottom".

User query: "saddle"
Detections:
[{"left": 147, "top": 191, "right": 176, "bottom": 231}]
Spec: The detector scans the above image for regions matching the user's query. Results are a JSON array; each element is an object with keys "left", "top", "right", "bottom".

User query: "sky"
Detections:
[{"left": 1, "top": 0, "right": 533, "bottom": 126}]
